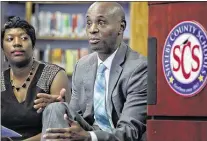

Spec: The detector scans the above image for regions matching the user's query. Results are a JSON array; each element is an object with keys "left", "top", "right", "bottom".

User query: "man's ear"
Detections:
[{"left": 118, "top": 20, "right": 126, "bottom": 35}]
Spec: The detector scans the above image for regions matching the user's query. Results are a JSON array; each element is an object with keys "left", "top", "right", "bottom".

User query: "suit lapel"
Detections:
[
  {"left": 83, "top": 53, "right": 98, "bottom": 117},
  {"left": 108, "top": 42, "right": 128, "bottom": 115}
]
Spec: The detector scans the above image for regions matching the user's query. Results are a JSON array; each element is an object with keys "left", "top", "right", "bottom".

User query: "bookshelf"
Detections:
[
  {"left": 37, "top": 36, "right": 89, "bottom": 41},
  {"left": 37, "top": 36, "right": 130, "bottom": 41},
  {"left": 3, "top": 1, "right": 131, "bottom": 78},
  {"left": 26, "top": 2, "right": 130, "bottom": 45},
  {"left": 32, "top": 2, "right": 92, "bottom": 4}
]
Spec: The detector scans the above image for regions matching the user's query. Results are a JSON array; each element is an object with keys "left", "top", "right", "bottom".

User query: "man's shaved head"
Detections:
[{"left": 87, "top": 2, "right": 125, "bottom": 23}]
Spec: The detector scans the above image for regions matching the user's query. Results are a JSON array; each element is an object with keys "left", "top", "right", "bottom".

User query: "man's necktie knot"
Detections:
[{"left": 97, "top": 63, "right": 107, "bottom": 73}]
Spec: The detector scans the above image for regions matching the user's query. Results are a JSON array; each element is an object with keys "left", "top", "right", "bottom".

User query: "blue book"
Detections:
[{"left": 1, "top": 126, "right": 22, "bottom": 137}]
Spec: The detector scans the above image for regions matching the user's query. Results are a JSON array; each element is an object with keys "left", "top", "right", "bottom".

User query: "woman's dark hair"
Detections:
[{"left": 1, "top": 16, "right": 36, "bottom": 48}]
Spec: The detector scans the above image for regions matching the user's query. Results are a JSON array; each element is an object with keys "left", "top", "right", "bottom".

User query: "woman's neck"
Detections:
[{"left": 10, "top": 60, "right": 34, "bottom": 80}]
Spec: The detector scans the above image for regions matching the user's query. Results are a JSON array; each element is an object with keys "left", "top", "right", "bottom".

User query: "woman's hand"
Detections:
[{"left": 34, "top": 88, "right": 66, "bottom": 113}]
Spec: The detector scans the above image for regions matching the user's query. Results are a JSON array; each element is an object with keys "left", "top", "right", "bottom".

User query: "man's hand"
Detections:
[
  {"left": 34, "top": 88, "right": 66, "bottom": 113},
  {"left": 43, "top": 114, "right": 91, "bottom": 141}
]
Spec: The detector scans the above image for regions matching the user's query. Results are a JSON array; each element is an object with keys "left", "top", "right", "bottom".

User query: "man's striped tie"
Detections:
[{"left": 94, "top": 63, "right": 112, "bottom": 132}]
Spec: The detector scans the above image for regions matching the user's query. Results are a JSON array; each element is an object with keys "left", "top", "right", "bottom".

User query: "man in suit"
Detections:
[{"left": 42, "top": 2, "right": 147, "bottom": 141}]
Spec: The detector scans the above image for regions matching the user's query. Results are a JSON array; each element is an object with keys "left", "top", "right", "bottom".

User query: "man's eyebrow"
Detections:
[
  {"left": 97, "top": 15, "right": 105, "bottom": 18},
  {"left": 86, "top": 15, "right": 106, "bottom": 19}
]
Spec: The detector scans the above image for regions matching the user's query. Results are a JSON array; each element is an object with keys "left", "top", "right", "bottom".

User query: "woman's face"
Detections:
[{"left": 3, "top": 28, "right": 34, "bottom": 67}]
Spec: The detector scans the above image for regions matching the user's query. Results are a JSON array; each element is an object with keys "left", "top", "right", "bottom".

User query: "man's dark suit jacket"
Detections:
[{"left": 69, "top": 42, "right": 147, "bottom": 141}]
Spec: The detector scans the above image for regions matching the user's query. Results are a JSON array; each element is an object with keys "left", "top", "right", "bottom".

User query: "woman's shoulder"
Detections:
[
  {"left": 36, "top": 61, "right": 65, "bottom": 93},
  {"left": 37, "top": 61, "right": 64, "bottom": 71}
]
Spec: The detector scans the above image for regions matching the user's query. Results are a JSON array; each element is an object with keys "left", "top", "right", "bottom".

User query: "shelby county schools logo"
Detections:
[{"left": 163, "top": 21, "right": 207, "bottom": 97}]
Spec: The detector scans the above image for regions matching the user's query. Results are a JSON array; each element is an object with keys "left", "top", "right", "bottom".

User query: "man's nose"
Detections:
[
  {"left": 13, "top": 37, "right": 22, "bottom": 48},
  {"left": 89, "top": 23, "right": 99, "bottom": 34}
]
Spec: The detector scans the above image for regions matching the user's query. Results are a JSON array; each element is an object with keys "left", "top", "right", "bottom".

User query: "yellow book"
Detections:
[
  {"left": 51, "top": 48, "right": 62, "bottom": 63},
  {"left": 65, "top": 50, "right": 78, "bottom": 75}
]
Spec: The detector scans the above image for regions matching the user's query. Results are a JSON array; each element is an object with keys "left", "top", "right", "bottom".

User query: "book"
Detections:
[
  {"left": 32, "top": 11, "right": 86, "bottom": 37},
  {"left": 65, "top": 49, "right": 78, "bottom": 75},
  {"left": 51, "top": 48, "right": 62, "bottom": 64},
  {"left": 1, "top": 125, "right": 22, "bottom": 137}
]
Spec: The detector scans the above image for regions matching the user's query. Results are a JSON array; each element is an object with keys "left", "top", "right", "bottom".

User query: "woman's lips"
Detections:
[{"left": 12, "top": 51, "right": 24, "bottom": 56}]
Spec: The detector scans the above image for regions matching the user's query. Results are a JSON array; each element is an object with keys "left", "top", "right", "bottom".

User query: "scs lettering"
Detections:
[{"left": 173, "top": 41, "right": 200, "bottom": 79}]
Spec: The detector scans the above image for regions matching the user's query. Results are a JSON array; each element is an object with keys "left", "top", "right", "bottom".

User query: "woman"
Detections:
[{"left": 1, "top": 16, "right": 71, "bottom": 140}]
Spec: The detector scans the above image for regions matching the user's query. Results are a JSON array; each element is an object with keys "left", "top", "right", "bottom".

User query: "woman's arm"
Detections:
[{"left": 49, "top": 69, "right": 71, "bottom": 103}]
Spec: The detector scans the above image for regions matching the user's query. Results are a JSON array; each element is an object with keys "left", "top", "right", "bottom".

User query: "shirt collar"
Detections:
[{"left": 97, "top": 49, "right": 118, "bottom": 70}]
